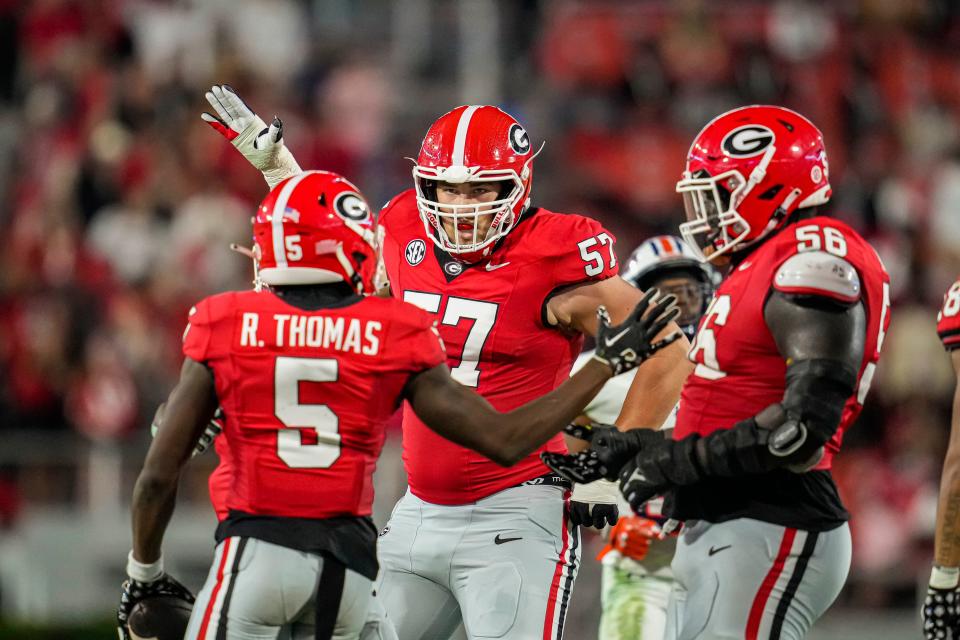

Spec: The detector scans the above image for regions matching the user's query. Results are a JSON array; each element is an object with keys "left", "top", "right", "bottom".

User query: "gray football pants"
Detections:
[
  {"left": 375, "top": 485, "right": 580, "bottom": 639},
  {"left": 665, "top": 518, "right": 851, "bottom": 640},
  {"left": 184, "top": 536, "right": 397, "bottom": 640}
]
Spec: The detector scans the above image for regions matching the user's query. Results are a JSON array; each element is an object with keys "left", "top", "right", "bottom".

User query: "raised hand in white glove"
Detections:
[{"left": 201, "top": 84, "right": 302, "bottom": 188}]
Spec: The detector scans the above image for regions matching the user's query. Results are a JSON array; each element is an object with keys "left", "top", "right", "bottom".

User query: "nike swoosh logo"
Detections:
[
  {"left": 604, "top": 328, "right": 630, "bottom": 347},
  {"left": 708, "top": 544, "right": 731, "bottom": 556},
  {"left": 494, "top": 534, "right": 522, "bottom": 545},
  {"left": 485, "top": 262, "right": 510, "bottom": 271},
  {"left": 738, "top": 261, "right": 752, "bottom": 272}
]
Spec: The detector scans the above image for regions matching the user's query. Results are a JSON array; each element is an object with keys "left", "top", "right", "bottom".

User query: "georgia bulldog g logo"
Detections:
[
  {"left": 334, "top": 191, "right": 371, "bottom": 221},
  {"left": 721, "top": 125, "right": 775, "bottom": 157},
  {"left": 508, "top": 123, "right": 531, "bottom": 155}
]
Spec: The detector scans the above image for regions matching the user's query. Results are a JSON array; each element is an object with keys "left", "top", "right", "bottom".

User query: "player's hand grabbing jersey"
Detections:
[
  {"left": 379, "top": 190, "right": 619, "bottom": 504},
  {"left": 672, "top": 216, "right": 891, "bottom": 528},
  {"left": 182, "top": 289, "right": 445, "bottom": 519}
]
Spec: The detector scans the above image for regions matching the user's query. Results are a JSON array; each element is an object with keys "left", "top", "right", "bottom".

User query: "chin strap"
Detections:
[{"left": 334, "top": 243, "right": 364, "bottom": 294}]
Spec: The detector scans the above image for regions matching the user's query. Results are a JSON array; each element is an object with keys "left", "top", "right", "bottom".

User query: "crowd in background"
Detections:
[{"left": 2, "top": 0, "right": 960, "bottom": 611}]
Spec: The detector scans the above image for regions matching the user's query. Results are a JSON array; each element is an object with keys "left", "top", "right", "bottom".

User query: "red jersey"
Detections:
[
  {"left": 380, "top": 190, "right": 618, "bottom": 504},
  {"left": 208, "top": 436, "right": 231, "bottom": 521},
  {"left": 182, "top": 290, "right": 445, "bottom": 519},
  {"left": 676, "top": 217, "right": 891, "bottom": 470},
  {"left": 938, "top": 276, "right": 960, "bottom": 351}
]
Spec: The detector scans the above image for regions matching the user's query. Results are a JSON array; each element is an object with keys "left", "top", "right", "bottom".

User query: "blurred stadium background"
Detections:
[{"left": 1, "top": 0, "right": 958, "bottom": 637}]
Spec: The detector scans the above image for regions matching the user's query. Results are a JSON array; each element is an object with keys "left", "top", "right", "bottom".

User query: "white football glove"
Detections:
[{"left": 201, "top": 84, "right": 302, "bottom": 188}]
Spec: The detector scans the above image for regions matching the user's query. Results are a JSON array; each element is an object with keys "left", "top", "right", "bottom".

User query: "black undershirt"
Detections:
[
  {"left": 216, "top": 511, "right": 379, "bottom": 580},
  {"left": 663, "top": 469, "right": 849, "bottom": 532},
  {"left": 271, "top": 282, "right": 360, "bottom": 310}
]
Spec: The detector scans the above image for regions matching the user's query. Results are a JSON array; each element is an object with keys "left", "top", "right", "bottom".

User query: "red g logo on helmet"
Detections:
[
  {"left": 253, "top": 171, "right": 377, "bottom": 293},
  {"left": 676, "top": 105, "right": 831, "bottom": 262}
]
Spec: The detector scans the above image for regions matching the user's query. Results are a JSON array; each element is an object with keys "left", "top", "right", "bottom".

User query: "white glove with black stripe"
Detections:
[{"left": 201, "top": 84, "right": 302, "bottom": 188}]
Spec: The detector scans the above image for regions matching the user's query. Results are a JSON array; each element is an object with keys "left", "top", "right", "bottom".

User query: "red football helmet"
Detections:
[
  {"left": 252, "top": 171, "right": 377, "bottom": 293},
  {"left": 414, "top": 105, "right": 538, "bottom": 262},
  {"left": 676, "top": 105, "right": 832, "bottom": 262}
]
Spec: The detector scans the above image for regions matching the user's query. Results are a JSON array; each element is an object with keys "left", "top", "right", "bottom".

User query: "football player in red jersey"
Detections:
[
  {"left": 923, "top": 277, "right": 960, "bottom": 639},
  {"left": 119, "top": 170, "right": 681, "bottom": 640},
  {"left": 545, "top": 105, "right": 893, "bottom": 640},
  {"left": 567, "top": 235, "right": 718, "bottom": 640},
  {"left": 202, "top": 86, "right": 692, "bottom": 639}
]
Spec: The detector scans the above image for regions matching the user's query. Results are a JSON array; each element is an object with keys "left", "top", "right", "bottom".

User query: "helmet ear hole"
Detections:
[{"left": 318, "top": 192, "right": 327, "bottom": 207}]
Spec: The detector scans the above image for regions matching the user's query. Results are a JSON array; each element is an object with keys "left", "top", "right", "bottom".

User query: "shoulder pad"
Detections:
[
  {"left": 773, "top": 251, "right": 861, "bottom": 304},
  {"left": 377, "top": 189, "right": 416, "bottom": 225}
]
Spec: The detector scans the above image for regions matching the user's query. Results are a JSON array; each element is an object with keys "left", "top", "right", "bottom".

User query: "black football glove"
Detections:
[
  {"left": 568, "top": 500, "right": 619, "bottom": 529},
  {"left": 923, "top": 584, "right": 960, "bottom": 640},
  {"left": 618, "top": 434, "right": 705, "bottom": 513},
  {"left": 541, "top": 423, "right": 659, "bottom": 484},
  {"left": 592, "top": 288, "right": 682, "bottom": 376},
  {"left": 118, "top": 573, "right": 195, "bottom": 640}
]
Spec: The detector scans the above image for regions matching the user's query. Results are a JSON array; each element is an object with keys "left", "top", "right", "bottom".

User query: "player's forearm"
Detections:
[
  {"left": 413, "top": 360, "right": 613, "bottom": 466},
  {"left": 935, "top": 386, "right": 960, "bottom": 566},
  {"left": 614, "top": 338, "right": 691, "bottom": 429},
  {"left": 935, "top": 464, "right": 960, "bottom": 567},
  {"left": 131, "top": 469, "right": 179, "bottom": 563},
  {"left": 489, "top": 359, "right": 614, "bottom": 465}
]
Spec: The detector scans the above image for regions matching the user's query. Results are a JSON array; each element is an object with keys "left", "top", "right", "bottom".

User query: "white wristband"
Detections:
[
  {"left": 931, "top": 565, "right": 960, "bottom": 589},
  {"left": 127, "top": 551, "right": 163, "bottom": 583},
  {"left": 571, "top": 479, "right": 620, "bottom": 505},
  {"left": 263, "top": 148, "right": 303, "bottom": 190}
]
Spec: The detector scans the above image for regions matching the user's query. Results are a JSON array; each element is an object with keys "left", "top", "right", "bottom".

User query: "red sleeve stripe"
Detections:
[{"left": 772, "top": 283, "right": 860, "bottom": 304}]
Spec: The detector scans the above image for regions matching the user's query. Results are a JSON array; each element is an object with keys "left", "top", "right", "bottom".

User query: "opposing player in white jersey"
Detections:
[
  {"left": 200, "top": 86, "right": 693, "bottom": 639},
  {"left": 570, "top": 235, "right": 717, "bottom": 640}
]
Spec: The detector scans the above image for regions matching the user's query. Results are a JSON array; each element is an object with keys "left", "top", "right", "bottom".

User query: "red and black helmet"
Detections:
[
  {"left": 253, "top": 171, "right": 377, "bottom": 293},
  {"left": 676, "top": 105, "right": 831, "bottom": 262},
  {"left": 414, "top": 105, "right": 537, "bottom": 262}
]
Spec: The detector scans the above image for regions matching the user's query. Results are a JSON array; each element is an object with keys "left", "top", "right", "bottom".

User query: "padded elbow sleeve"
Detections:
[
  {"left": 781, "top": 358, "right": 858, "bottom": 447},
  {"left": 695, "top": 358, "right": 858, "bottom": 476}
]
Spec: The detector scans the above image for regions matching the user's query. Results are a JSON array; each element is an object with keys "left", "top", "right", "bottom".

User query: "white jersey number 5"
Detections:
[{"left": 275, "top": 356, "right": 341, "bottom": 468}]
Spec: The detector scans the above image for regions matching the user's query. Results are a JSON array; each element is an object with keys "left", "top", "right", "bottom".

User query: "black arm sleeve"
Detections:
[{"left": 691, "top": 290, "right": 866, "bottom": 477}]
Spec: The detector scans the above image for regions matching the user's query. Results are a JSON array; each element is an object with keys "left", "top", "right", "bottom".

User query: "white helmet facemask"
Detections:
[{"left": 413, "top": 164, "right": 526, "bottom": 256}]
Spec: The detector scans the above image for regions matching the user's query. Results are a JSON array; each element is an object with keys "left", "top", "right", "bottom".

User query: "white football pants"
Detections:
[{"left": 375, "top": 484, "right": 580, "bottom": 639}]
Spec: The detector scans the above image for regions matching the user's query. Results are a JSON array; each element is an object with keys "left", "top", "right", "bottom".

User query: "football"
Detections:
[{"left": 128, "top": 595, "right": 193, "bottom": 640}]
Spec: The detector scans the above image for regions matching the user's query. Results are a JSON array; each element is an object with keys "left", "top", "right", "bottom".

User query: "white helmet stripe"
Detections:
[
  {"left": 452, "top": 105, "right": 481, "bottom": 166},
  {"left": 270, "top": 172, "right": 310, "bottom": 269}
]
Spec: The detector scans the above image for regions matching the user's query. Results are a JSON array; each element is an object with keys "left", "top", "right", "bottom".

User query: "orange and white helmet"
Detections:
[
  {"left": 252, "top": 171, "right": 377, "bottom": 294},
  {"left": 414, "top": 105, "right": 538, "bottom": 262}
]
